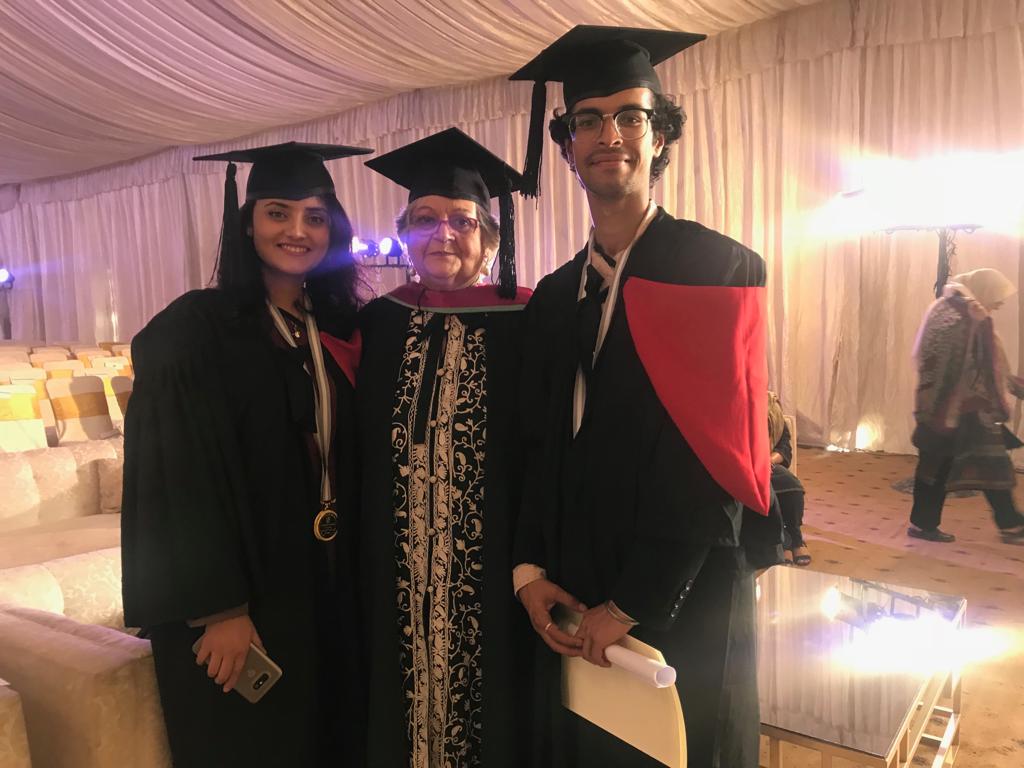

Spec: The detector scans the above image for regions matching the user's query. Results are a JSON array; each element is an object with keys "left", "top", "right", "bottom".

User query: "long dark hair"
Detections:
[{"left": 214, "top": 194, "right": 361, "bottom": 330}]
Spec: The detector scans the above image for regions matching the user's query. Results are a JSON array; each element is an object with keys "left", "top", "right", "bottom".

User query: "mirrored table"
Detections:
[{"left": 756, "top": 567, "right": 966, "bottom": 767}]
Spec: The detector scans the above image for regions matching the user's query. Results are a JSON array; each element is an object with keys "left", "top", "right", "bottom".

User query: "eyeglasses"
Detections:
[
  {"left": 408, "top": 213, "right": 479, "bottom": 236},
  {"left": 564, "top": 108, "right": 655, "bottom": 141}
]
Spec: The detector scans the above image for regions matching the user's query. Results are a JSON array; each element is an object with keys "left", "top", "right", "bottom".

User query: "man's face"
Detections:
[{"left": 564, "top": 87, "right": 665, "bottom": 200}]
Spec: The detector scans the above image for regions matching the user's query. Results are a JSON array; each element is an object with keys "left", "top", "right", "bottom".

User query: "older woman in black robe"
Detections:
[{"left": 357, "top": 129, "right": 534, "bottom": 768}]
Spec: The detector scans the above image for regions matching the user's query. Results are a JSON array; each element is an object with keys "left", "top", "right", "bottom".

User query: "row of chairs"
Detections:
[
  {"left": 0, "top": 349, "right": 132, "bottom": 368},
  {"left": 0, "top": 357, "right": 133, "bottom": 379},
  {"left": 0, "top": 341, "right": 130, "bottom": 354},
  {"left": 0, "top": 375, "right": 133, "bottom": 452}
]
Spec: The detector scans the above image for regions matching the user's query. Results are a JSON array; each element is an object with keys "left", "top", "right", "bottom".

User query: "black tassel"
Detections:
[
  {"left": 520, "top": 81, "right": 547, "bottom": 198},
  {"left": 214, "top": 162, "right": 242, "bottom": 287},
  {"left": 496, "top": 186, "right": 517, "bottom": 298}
]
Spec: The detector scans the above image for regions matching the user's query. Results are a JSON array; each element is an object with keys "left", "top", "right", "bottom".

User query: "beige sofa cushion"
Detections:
[
  {"left": 97, "top": 435, "right": 124, "bottom": 515},
  {"left": 0, "top": 454, "right": 40, "bottom": 533},
  {"left": 0, "top": 680, "right": 32, "bottom": 768},
  {"left": 0, "top": 607, "right": 170, "bottom": 768},
  {"left": 43, "top": 547, "right": 123, "bottom": 628},
  {"left": 0, "top": 562, "right": 65, "bottom": 614},
  {"left": 64, "top": 440, "right": 117, "bottom": 518},
  {"left": 0, "top": 514, "right": 121, "bottom": 570},
  {"left": 22, "top": 445, "right": 90, "bottom": 523}
]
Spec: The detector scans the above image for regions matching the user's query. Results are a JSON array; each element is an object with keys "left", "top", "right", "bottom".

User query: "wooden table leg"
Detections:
[{"left": 769, "top": 737, "right": 783, "bottom": 768}]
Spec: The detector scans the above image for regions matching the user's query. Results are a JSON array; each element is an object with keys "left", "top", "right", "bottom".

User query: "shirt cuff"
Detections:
[
  {"left": 187, "top": 603, "right": 248, "bottom": 628},
  {"left": 606, "top": 599, "right": 638, "bottom": 626},
  {"left": 512, "top": 563, "right": 546, "bottom": 596}
]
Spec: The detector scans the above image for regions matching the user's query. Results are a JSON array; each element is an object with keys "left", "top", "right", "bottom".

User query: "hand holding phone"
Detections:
[
  {"left": 193, "top": 634, "right": 283, "bottom": 704},
  {"left": 192, "top": 615, "right": 278, "bottom": 700}
]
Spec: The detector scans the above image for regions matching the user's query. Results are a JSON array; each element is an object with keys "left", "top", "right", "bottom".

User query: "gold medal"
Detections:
[{"left": 314, "top": 504, "right": 338, "bottom": 542}]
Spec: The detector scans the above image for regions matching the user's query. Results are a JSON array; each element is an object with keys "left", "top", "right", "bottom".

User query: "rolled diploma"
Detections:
[
  {"left": 604, "top": 645, "right": 677, "bottom": 688},
  {"left": 565, "top": 621, "right": 677, "bottom": 688}
]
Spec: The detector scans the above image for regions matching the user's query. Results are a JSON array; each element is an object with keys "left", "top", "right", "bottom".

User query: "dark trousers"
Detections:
[
  {"left": 771, "top": 465, "right": 805, "bottom": 548},
  {"left": 911, "top": 453, "right": 1024, "bottom": 530}
]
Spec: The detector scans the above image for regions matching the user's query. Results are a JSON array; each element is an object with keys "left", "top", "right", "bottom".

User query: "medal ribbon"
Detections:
[{"left": 268, "top": 298, "right": 336, "bottom": 540}]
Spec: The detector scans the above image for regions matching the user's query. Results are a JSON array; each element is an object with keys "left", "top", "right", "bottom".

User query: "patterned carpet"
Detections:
[{"left": 758, "top": 448, "right": 1024, "bottom": 768}]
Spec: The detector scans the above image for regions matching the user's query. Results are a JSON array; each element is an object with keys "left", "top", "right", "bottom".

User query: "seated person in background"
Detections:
[{"left": 768, "top": 391, "right": 810, "bottom": 565}]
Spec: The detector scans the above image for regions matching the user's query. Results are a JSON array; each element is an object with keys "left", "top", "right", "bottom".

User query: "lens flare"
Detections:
[{"left": 832, "top": 614, "right": 1017, "bottom": 674}]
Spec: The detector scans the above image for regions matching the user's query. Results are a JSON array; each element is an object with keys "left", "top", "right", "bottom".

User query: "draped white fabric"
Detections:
[
  {"left": 0, "top": 0, "right": 817, "bottom": 185},
  {"left": 1, "top": 0, "right": 1023, "bottom": 459}
]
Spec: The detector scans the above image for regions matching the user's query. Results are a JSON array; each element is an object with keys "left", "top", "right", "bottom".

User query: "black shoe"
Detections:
[
  {"left": 999, "top": 526, "right": 1024, "bottom": 544},
  {"left": 907, "top": 526, "right": 956, "bottom": 543}
]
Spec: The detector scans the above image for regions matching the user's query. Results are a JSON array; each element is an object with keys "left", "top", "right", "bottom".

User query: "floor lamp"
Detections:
[{"left": 884, "top": 224, "right": 982, "bottom": 298}]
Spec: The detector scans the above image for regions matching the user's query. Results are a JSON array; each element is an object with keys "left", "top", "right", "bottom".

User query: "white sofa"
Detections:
[
  {"left": 0, "top": 549, "right": 170, "bottom": 768},
  {"left": 0, "top": 436, "right": 171, "bottom": 767},
  {"left": 0, "top": 437, "right": 123, "bottom": 569},
  {"left": 0, "top": 679, "right": 31, "bottom": 768}
]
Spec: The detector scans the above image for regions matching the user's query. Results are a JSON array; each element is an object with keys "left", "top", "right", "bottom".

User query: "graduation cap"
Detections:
[
  {"left": 194, "top": 142, "right": 372, "bottom": 277},
  {"left": 509, "top": 26, "right": 705, "bottom": 196},
  {"left": 365, "top": 127, "right": 524, "bottom": 298}
]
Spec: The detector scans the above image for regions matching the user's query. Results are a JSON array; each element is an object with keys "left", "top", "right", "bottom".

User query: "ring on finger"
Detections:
[{"left": 544, "top": 621, "right": 553, "bottom": 632}]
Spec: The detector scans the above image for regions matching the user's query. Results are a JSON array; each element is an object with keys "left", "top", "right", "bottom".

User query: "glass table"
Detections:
[{"left": 756, "top": 567, "right": 965, "bottom": 767}]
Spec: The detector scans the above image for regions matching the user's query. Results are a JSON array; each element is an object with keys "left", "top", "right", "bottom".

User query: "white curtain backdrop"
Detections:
[{"left": 1, "top": 0, "right": 1023, "bottom": 458}]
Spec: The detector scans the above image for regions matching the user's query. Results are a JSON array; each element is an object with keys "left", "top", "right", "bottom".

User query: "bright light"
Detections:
[
  {"left": 809, "top": 150, "right": 1024, "bottom": 238},
  {"left": 380, "top": 237, "right": 393, "bottom": 254},
  {"left": 855, "top": 420, "right": 881, "bottom": 451},
  {"left": 351, "top": 236, "right": 369, "bottom": 254},
  {"left": 821, "top": 587, "right": 842, "bottom": 621},
  {"left": 832, "top": 614, "right": 1018, "bottom": 675},
  {"left": 825, "top": 443, "right": 851, "bottom": 453},
  {"left": 0, "top": 268, "right": 9, "bottom": 284}
]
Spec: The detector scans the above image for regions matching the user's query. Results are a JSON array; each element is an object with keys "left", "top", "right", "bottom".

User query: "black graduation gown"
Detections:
[
  {"left": 356, "top": 291, "right": 534, "bottom": 767},
  {"left": 121, "top": 289, "right": 359, "bottom": 767},
  {"left": 515, "top": 209, "right": 767, "bottom": 768}
]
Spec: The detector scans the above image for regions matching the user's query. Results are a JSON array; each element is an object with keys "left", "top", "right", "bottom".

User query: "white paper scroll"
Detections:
[
  {"left": 563, "top": 619, "right": 677, "bottom": 688},
  {"left": 557, "top": 609, "right": 686, "bottom": 767}
]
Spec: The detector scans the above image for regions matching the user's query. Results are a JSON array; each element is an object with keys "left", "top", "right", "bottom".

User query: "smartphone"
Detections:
[{"left": 191, "top": 638, "right": 283, "bottom": 704}]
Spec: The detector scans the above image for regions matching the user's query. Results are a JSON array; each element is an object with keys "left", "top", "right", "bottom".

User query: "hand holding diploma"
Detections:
[
  {"left": 518, "top": 578, "right": 586, "bottom": 656},
  {"left": 558, "top": 607, "right": 685, "bottom": 766},
  {"left": 567, "top": 606, "right": 677, "bottom": 688}
]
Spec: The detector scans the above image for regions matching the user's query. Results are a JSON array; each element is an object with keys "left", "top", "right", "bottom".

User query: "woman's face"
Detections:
[
  {"left": 251, "top": 197, "right": 331, "bottom": 281},
  {"left": 404, "top": 196, "right": 488, "bottom": 291}
]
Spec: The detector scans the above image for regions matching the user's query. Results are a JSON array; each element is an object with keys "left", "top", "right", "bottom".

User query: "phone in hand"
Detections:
[{"left": 191, "top": 638, "right": 283, "bottom": 704}]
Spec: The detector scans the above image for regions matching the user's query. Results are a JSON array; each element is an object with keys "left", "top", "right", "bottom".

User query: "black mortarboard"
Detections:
[
  {"left": 365, "top": 128, "right": 524, "bottom": 298},
  {"left": 509, "top": 26, "right": 705, "bottom": 196},
  {"left": 194, "top": 142, "right": 372, "bottom": 283}
]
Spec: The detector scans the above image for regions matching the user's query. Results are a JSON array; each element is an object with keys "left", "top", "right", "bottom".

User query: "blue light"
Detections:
[{"left": 380, "top": 237, "right": 394, "bottom": 255}]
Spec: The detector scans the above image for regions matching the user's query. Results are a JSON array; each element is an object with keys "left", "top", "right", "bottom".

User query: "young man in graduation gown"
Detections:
[
  {"left": 121, "top": 143, "right": 367, "bottom": 766},
  {"left": 510, "top": 27, "right": 772, "bottom": 767},
  {"left": 356, "top": 129, "right": 535, "bottom": 767}
]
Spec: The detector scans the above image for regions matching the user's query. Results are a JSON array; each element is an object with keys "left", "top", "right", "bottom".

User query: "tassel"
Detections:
[
  {"left": 214, "top": 162, "right": 241, "bottom": 286},
  {"left": 520, "top": 81, "right": 547, "bottom": 198},
  {"left": 496, "top": 186, "right": 517, "bottom": 299}
]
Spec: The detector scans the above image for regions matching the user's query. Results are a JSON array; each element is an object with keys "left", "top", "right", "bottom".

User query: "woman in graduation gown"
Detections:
[
  {"left": 120, "top": 142, "right": 368, "bottom": 767},
  {"left": 357, "top": 128, "right": 535, "bottom": 768}
]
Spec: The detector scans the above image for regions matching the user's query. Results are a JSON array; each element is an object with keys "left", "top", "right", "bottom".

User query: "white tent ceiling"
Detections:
[{"left": 0, "top": 0, "right": 816, "bottom": 184}]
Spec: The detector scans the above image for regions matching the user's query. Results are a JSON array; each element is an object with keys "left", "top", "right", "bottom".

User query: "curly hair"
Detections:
[{"left": 548, "top": 91, "right": 686, "bottom": 185}]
